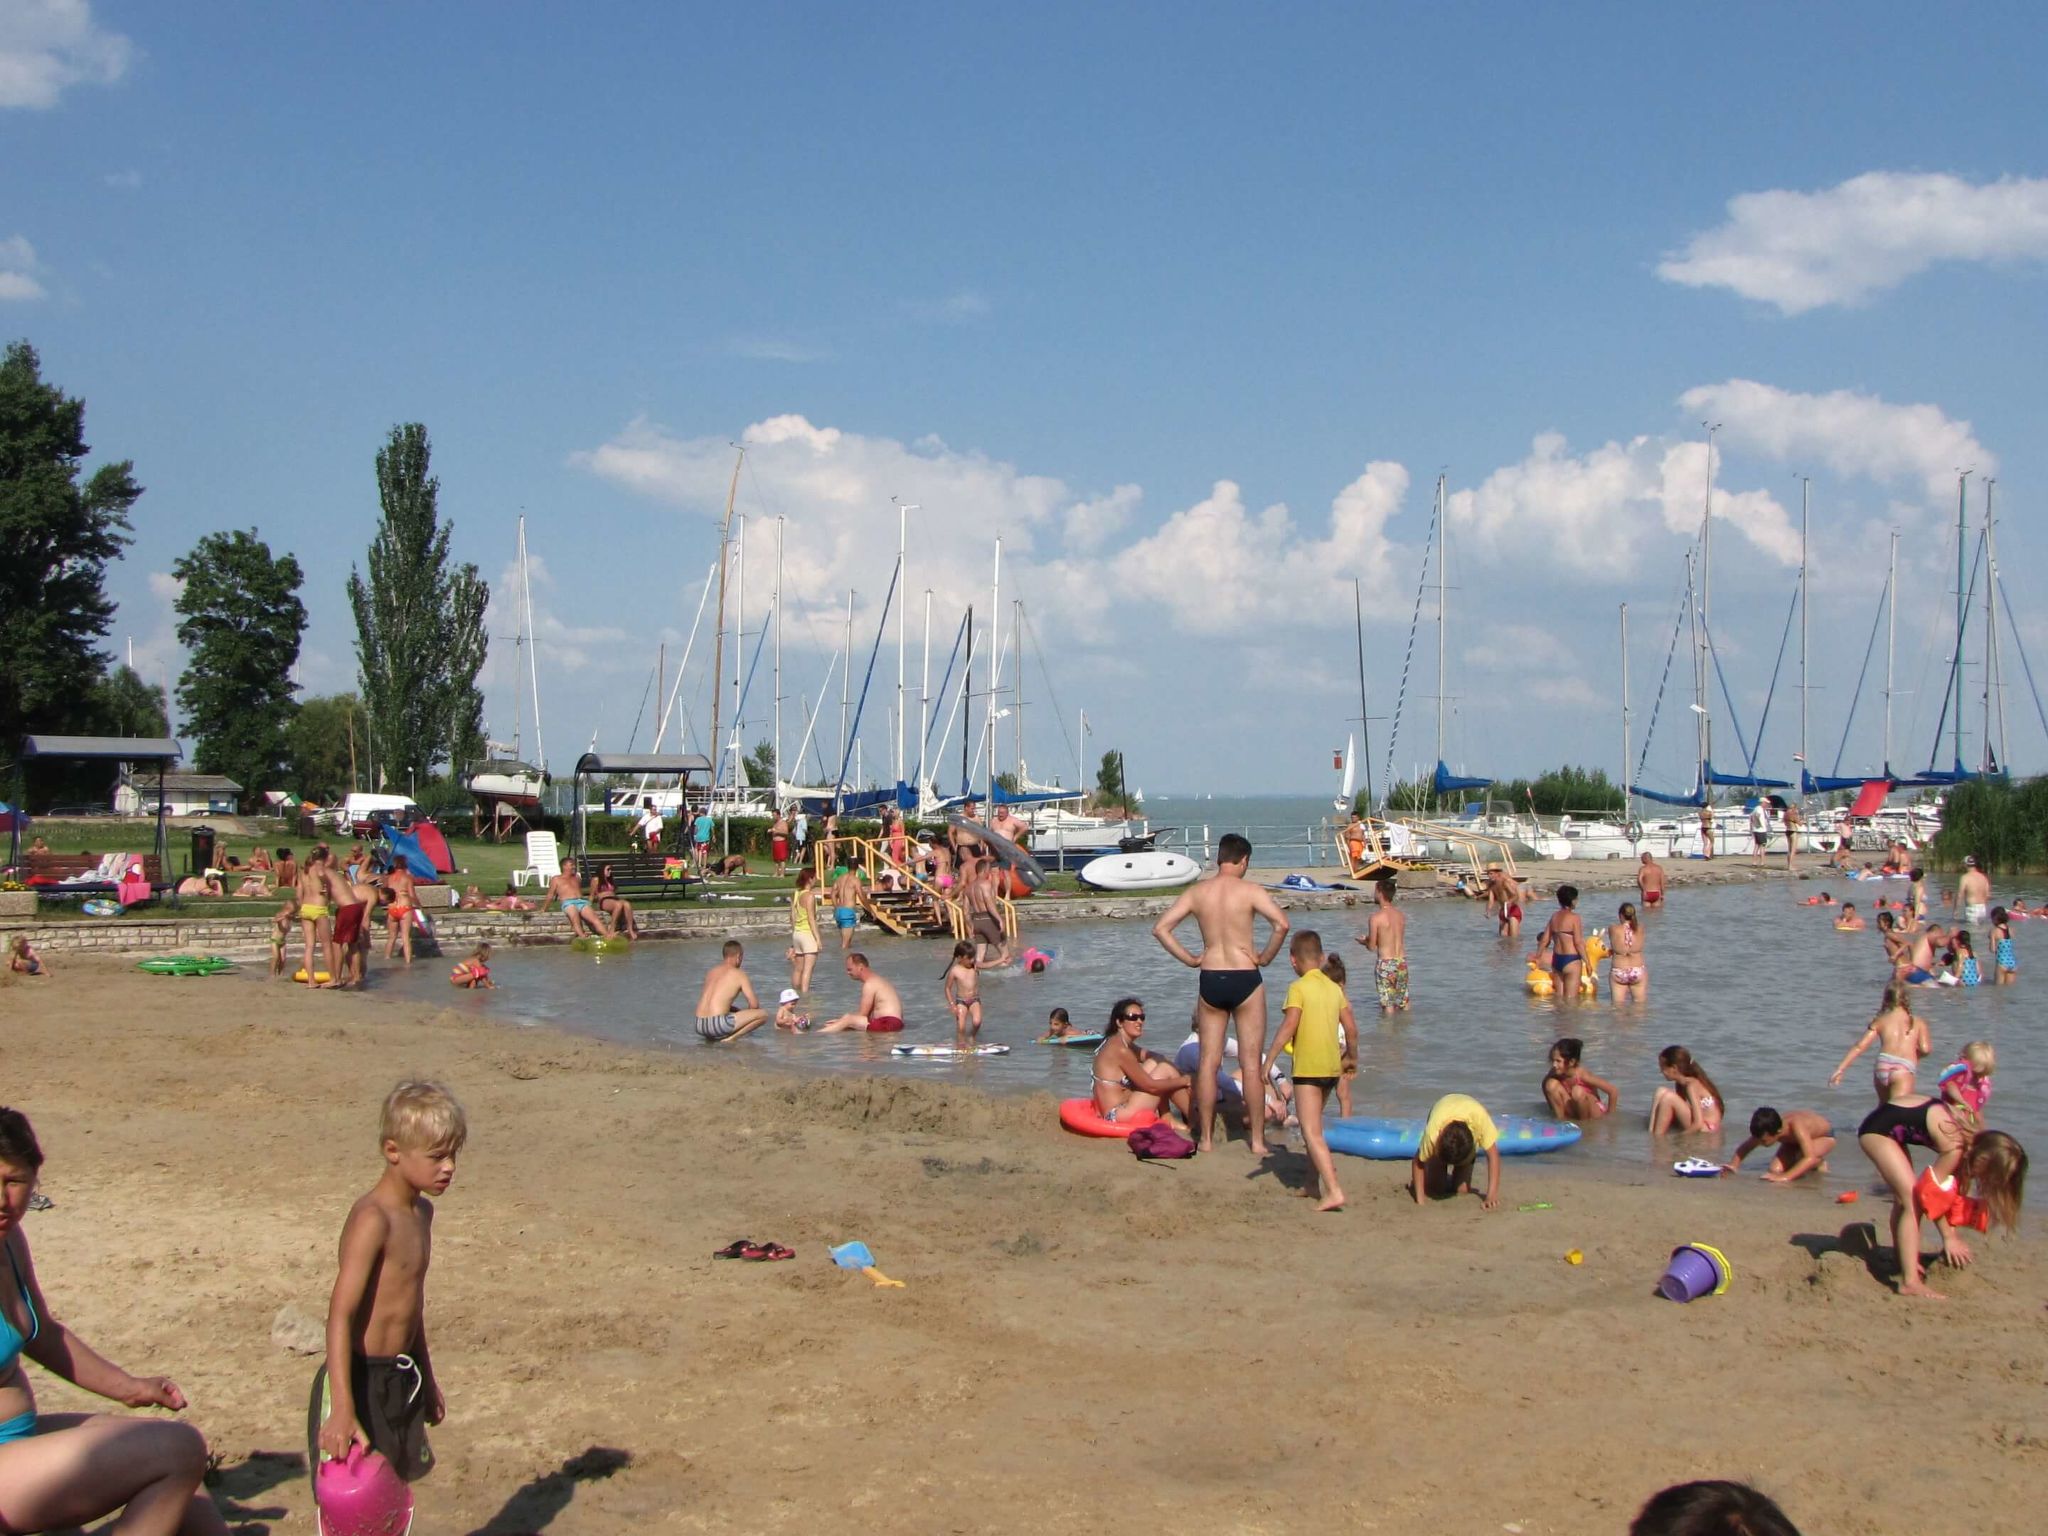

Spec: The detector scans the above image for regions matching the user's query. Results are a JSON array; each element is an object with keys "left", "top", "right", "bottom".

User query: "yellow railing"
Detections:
[
  {"left": 1334, "top": 816, "right": 1520, "bottom": 886},
  {"left": 815, "top": 834, "right": 1017, "bottom": 942}
]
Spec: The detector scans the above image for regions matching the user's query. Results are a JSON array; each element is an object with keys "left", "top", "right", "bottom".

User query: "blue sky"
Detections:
[{"left": 7, "top": 1, "right": 2048, "bottom": 795}]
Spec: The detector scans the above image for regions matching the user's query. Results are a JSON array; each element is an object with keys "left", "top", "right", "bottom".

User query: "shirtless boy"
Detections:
[
  {"left": 1720, "top": 1107, "right": 1835, "bottom": 1183},
  {"left": 1484, "top": 864, "right": 1523, "bottom": 937},
  {"left": 1151, "top": 834, "right": 1291, "bottom": 1156},
  {"left": 331, "top": 864, "right": 379, "bottom": 989},
  {"left": 544, "top": 865, "right": 610, "bottom": 940},
  {"left": 829, "top": 864, "right": 865, "bottom": 952},
  {"left": 296, "top": 846, "right": 334, "bottom": 987},
  {"left": 1637, "top": 851, "right": 1666, "bottom": 909},
  {"left": 1359, "top": 876, "right": 1409, "bottom": 1013},
  {"left": 818, "top": 952, "right": 906, "bottom": 1033},
  {"left": 384, "top": 863, "right": 418, "bottom": 962},
  {"left": 317, "top": 1081, "right": 466, "bottom": 1486},
  {"left": 693, "top": 940, "right": 771, "bottom": 1043}
]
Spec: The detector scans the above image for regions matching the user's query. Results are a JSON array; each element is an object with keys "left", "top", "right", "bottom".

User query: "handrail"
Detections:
[{"left": 817, "top": 834, "right": 969, "bottom": 940}]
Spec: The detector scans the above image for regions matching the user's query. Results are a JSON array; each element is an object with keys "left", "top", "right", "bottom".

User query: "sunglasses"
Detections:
[{"left": 1118, "top": 1011, "right": 1146, "bottom": 1022}]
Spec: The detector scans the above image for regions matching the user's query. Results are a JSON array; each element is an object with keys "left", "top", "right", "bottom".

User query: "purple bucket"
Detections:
[{"left": 1658, "top": 1244, "right": 1722, "bottom": 1302}]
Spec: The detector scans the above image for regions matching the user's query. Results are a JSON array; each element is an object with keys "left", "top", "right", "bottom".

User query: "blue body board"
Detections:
[{"left": 1324, "top": 1115, "right": 1582, "bottom": 1161}]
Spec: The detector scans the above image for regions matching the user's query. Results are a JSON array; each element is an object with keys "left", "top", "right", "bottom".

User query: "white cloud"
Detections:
[
  {"left": 1658, "top": 171, "right": 2048, "bottom": 313},
  {"left": 1063, "top": 484, "right": 1141, "bottom": 552},
  {"left": 0, "top": 0, "right": 133, "bottom": 109},
  {"left": 906, "top": 289, "right": 991, "bottom": 323},
  {"left": 0, "top": 235, "right": 46, "bottom": 301},
  {"left": 485, "top": 552, "right": 629, "bottom": 677},
  {"left": 1680, "top": 379, "right": 1994, "bottom": 502},
  {"left": 102, "top": 166, "right": 141, "bottom": 189}
]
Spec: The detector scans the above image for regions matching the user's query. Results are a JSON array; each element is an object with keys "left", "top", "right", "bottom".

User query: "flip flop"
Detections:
[
  {"left": 712, "top": 1238, "right": 756, "bottom": 1259},
  {"left": 743, "top": 1242, "right": 795, "bottom": 1262}
]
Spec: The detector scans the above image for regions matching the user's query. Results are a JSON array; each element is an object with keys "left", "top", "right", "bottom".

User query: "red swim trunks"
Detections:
[
  {"left": 1643, "top": 890, "right": 1663, "bottom": 905},
  {"left": 771, "top": 836, "right": 789, "bottom": 862},
  {"left": 866, "top": 1016, "right": 905, "bottom": 1033},
  {"left": 1505, "top": 903, "right": 1523, "bottom": 923},
  {"left": 332, "top": 902, "right": 367, "bottom": 946}
]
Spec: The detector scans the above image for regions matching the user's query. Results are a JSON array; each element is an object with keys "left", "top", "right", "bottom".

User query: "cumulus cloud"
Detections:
[
  {"left": 1680, "top": 379, "right": 1993, "bottom": 501},
  {"left": 0, "top": 0, "right": 133, "bottom": 109},
  {"left": 486, "top": 552, "right": 629, "bottom": 677},
  {"left": 0, "top": 235, "right": 46, "bottom": 301},
  {"left": 1658, "top": 171, "right": 2048, "bottom": 313}
]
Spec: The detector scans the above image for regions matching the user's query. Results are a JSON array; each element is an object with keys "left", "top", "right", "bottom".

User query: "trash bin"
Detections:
[{"left": 189, "top": 824, "right": 216, "bottom": 876}]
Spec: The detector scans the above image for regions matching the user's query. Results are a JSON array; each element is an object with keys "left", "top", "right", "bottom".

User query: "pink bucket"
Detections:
[{"left": 315, "top": 1446, "right": 413, "bottom": 1536}]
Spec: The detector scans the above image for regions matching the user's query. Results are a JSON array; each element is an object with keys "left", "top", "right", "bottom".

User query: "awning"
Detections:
[{"left": 22, "top": 734, "right": 181, "bottom": 763}]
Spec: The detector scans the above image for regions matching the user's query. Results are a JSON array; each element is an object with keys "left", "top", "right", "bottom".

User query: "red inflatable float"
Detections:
[{"left": 1057, "top": 1096, "right": 1157, "bottom": 1139}]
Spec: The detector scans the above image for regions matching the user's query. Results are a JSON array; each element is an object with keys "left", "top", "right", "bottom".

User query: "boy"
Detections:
[
  {"left": 316, "top": 1081, "right": 467, "bottom": 1485},
  {"left": 830, "top": 864, "right": 865, "bottom": 951},
  {"left": 1410, "top": 1092, "right": 1501, "bottom": 1210},
  {"left": 1719, "top": 1107, "right": 1835, "bottom": 1183},
  {"left": 1261, "top": 930, "right": 1352, "bottom": 1212}
]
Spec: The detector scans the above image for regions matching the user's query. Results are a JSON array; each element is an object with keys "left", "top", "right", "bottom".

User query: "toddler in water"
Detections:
[
  {"left": 7, "top": 936, "right": 48, "bottom": 977},
  {"left": 1648, "top": 1045, "right": 1724, "bottom": 1134},
  {"left": 269, "top": 892, "right": 299, "bottom": 977},
  {"left": 774, "top": 987, "right": 810, "bottom": 1032},
  {"left": 449, "top": 943, "right": 494, "bottom": 989},
  {"left": 1938, "top": 1041, "right": 1995, "bottom": 1129},
  {"left": 1721, "top": 1107, "right": 1835, "bottom": 1182},
  {"left": 943, "top": 940, "right": 982, "bottom": 1048},
  {"left": 1541, "top": 1037, "right": 1616, "bottom": 1120},
  {"left": 1990, "top": 906, "right": 2017, "bottom": 984}
]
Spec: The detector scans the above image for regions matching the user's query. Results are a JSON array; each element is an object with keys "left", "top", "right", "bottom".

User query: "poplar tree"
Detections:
[{"left": 173, "top": 528, "right": 306, "bottom": 797}]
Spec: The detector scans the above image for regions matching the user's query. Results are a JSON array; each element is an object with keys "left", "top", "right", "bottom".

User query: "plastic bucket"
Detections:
[{"left": 1658, "top": 1243, "right": 1730, "bottom": 1302}]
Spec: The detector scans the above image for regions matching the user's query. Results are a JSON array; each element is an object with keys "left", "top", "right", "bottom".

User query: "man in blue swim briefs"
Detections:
[
  {"left": 544, "top": 865, "right": 611, "bottom": 940},
  {"left": 1151, "top": 833, "right": 1291, "bottom": 1157}
]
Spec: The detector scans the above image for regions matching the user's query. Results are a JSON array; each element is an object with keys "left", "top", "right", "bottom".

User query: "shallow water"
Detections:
[{"left": 378, "top": 878, "right": 2045, "bottom": 1183}]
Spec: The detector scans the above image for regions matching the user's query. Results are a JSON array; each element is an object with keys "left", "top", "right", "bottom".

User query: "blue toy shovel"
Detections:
[{"left": 830, "top": 1241, "right": 905, "bottom": 1288}]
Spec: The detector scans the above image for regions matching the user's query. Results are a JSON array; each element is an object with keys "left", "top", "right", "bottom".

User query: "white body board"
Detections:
[{"left": 1077, "top": 850, "right": 1201, "bottom": 891}]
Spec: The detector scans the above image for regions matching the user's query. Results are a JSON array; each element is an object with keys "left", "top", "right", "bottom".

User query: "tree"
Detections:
[
  {"left": 173, "top": 529, "right": 306, "bottom": 799},
  {"left": 287, "top": 693, "right": 363, "bottom": 803},
  {"left": 1094, "top": 748, "right": 1133, "bottom": 812},
  {"left": 90, "top": 664, "right": 170, "bottom": 738},
  {"left": 0, "top": 341, "right": 141, "bottom": 749},
  {"left": 743, "top": 739, "right": 776, "bottom": 787},
  {"left": 347, "top": 424, "right": 489, "bottom": 788}
]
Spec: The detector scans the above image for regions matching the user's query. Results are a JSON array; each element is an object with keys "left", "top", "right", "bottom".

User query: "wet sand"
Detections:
[{"left": 5, "top": 958, "right": 2043, "bottom": 1535}]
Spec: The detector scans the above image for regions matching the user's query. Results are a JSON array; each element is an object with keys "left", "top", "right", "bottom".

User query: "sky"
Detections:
[{"left": 6, "top": 0, "right": 2048, "bottom": 797}]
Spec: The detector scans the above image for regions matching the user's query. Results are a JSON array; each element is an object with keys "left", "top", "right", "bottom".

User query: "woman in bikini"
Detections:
[
  {"left": 1607, "top": 901, "right": 1647, "bottom": 1001},
  {"left": 1542, "top": 1037, "right": 1617, "bottom": 1121},
  {"left": 1829, "top": 982, "right": 1931, "bottom": 1101},
  {"left": 0, "top": 1108, "right": 229, "bottom": 1535},
  {"left": 1532, "top": 885, "right": 1586, "bottom": 1000},
  {"left": 1649, "top": 1045, "right": 1725, "bottom": 1134},
  {"left": 591, "top": 863, "right": 641, "bottom": 941},
  {"left": 1090, "top": 998, "right": 1194, "bottom": 1125}
]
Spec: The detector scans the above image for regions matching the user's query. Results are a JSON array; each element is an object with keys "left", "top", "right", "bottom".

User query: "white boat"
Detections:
[
  {"left": 1017, "top": 800, "right": 1151, "bottom": 869},
  {"left": 468, "top": 516, "right": 550, "bottom": 823},
  {"left": 1077, "top": 850, "right": 1200, "bottom": 891}
]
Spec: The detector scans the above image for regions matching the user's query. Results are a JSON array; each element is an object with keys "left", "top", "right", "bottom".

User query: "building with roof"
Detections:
[{"left": 113, "top": 772, "right": 243, "bottom": 817}]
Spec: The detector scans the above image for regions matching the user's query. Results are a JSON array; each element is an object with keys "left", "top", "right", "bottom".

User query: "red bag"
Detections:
[{"left": 1128, "top": 1122, "right": 1197, "bottom": 1160}]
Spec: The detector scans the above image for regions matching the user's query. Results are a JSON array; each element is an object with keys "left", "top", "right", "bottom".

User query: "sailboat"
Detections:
[{"left": 467, "top": 516, "right": 549, "bottom": 823}]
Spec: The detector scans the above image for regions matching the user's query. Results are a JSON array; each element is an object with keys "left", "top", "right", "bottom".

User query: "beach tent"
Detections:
[{"left": 382, "top": 822, "right": 455, "bottom": 881}]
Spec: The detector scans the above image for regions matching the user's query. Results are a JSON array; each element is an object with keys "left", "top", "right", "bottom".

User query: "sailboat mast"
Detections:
[
  {"left": 1434, "top": 473, "right": 1447, "bottom": 777},
  {"left": 708, "top": 447, "right": 742, "bottom": 794},
  {"left": 1700, "top": 422, "right": 1719, "bottom": 779},
  {"left": 772, "top": 517, "right": 784, "bottom": 805},
  {"left": 961, "top": 605, "right": 974, "bottom": 796},
  {"left": 839, "top": 589, "right": 852, "bottom": 802},
  {"left": 1884, "top": 531, "right": 1898, "bottom": 773},
  {"left": 1620, "top": 603, "right": 1633, "bottom": 824},
  {"left": 893, "top": 500, "right": 916, "bottom": 795},
  {"left": 1354, "top": 577, "right": 1374, "bottom": 813},
  {"left": 1984, "top": 479, "right": 2003, "bottom": 773},
  {"left": 1013, "top": 599, "right": 1025, "bottom": 784},
  {"left": 1953, "top": 470, "right": 1970, "bottom": 772},
  {"left": 512, "top": 516, "right": 529, "bottom": 762},
  {"left": 732, "top": 514, "right": 745, "bottom": 800},
  {"left": 1686, "top": 550, "right": 1706, "bottom": 791},
  {"left": 917, "top": 588, "right": 932, "bottom": 806},
  {"left": 1798, "top": 476, "right": 1810, "bottom": 791},
  {"left": 986, "top": 538, "right": 1003, "bottom": 806}
]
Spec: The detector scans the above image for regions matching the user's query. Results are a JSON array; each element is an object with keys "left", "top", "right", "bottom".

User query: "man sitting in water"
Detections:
[
  {"left": 543, "top": 864, "right": 612, "bottom": 940},
  {"left": 693, "top": 939, "right": 772, "bottom": 1044},
  {"left": 1835, "top": 902, "right": 1867, "bottom": 931},
  {"left": 817, "top": 952, "right": 905, "bottom": 1033}
]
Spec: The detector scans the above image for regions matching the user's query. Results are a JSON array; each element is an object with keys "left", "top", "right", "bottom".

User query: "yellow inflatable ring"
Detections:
[{"left": 292, "top": 969, "right": 334, "bottom": 984}]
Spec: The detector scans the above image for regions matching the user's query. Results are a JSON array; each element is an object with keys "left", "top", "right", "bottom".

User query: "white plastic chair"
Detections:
[{"left": 511, "top": 831, "right": 561, "bottom": 889}]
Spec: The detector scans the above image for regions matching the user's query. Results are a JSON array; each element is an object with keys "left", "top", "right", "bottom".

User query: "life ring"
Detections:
[
  {"left": 1058, "top": 1097, "right": 1158, "bottom": 1139},
  {"left": 137, "top": 955, "right": 234, "bottom": 977},
  {"left": 292, "top": 969, "right": 335, "bottom": 984}
]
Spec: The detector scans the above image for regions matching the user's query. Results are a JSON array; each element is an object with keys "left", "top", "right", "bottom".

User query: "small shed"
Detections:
[
  {"left": 114, "top": 771, "right": 243, "bottom": 817},
  {"left": 571, "top": 751, "right": 711, "bottom": 861}
]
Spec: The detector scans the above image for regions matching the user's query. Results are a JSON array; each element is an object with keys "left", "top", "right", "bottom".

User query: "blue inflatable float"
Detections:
[{"left": 1323, "top": 1115, "right": 1582, "bottom": 1161}]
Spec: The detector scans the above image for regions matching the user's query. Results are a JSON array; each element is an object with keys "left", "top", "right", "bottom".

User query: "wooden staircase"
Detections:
[{"left": 861, "top": 885, "right": 954, "bottom": 937}]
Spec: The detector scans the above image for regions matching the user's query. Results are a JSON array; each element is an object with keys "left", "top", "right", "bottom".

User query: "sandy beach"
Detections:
[{"left": 4, "top": 956, "right": 2043, "bottom": 1535}]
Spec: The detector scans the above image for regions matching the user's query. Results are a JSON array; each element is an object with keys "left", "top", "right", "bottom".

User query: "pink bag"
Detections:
[{"left": 1128, "top": 1122, "right": 1197, "bottom": 1160}]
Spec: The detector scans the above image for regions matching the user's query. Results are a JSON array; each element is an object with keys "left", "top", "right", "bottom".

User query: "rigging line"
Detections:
[
  {"left": 1743, "top": 583, "right": 1802, "bottom": 780},
  {"left": 1705, "top": 629, "right": 1758, "bottom": 779},
  {"left": 1380, "top": 494, "right": 1438, "bottom": 804},
  {"left": 834, "top": 559, "right": 902, "bottom": 798},
  {"left": 1993, "top": 570, "right": 2048, "bottom": 752},
  {"left": 1897, "top": 515, "right": 1967, "bottom": 765},
  {"left": 1829, "top": 564, "right": 1892, "bottom": 777},
  {"left": 622, "top": 656, "right": 657, "bottom": 754},
  {"left": 921, "top": 610, "right": 970, "bottom": 763},
  {"left": 1924, "top": 528, "right": 1987, "bottom": 774},
  {"left": 721, "top": 600, "right": 776, "bottom": 789},
  {"left": 1634, "top": 582, "right": 1692, "bottom": 788},
  {"left": 1019, "top": 604, "right": 1079, "bottom": 773}
]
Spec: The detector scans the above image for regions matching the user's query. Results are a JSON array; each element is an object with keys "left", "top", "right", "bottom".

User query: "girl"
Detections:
[
  {"left": 1830, "top": 982, "right": 1931, "bottom": 1101},
  {"left": 591, "top": 863, "right": 640, "bottom": 941},
  {"left": 1091, "top": 998, "right": 1193, "bottom": 1126},
  {"left": 1607, "top": 901, "right": 1647, "bottom": 1001},
  {"left": 1913, "top": 1128, "right": 2028, "bottom": 1278},
  {"left": 267, "top": 893, "right": 298, "bottom": 978},
  {"left": 450, "top": 943, "right": 494, "bottom": 989},
  {"left": 1039, "top": 1006, "right": 1078, "bottom": 1040},
  {"left": 1952, "top": 930, "right": 1981, "bottom": 986},
  {"left": 1875, "top": 910, "right": 1910, "bottom": 976},
  {"left": 1856, "top": 1094, "right": 2017, "bottom": 1297},
  {"left": 1322, "top": 951, "right": 1359, "bottom": 1117},
  {"left": 1649, "top": 1045, "right": 1724, "bottom": 1134},
  {"left": 6, "top": 937, "right": 47, "bottom": 978},
  {"left": 1532, "top": 884, "right": 1586, "bottom": 1000},
  {"left": 1990, "top": 906, "right": 2017, "bottom": 984},
  {"left": 1938, "top": 1041, "right": 1995, "bottom": 1130},
  {"left": 1542, "top": 1037, "right": 1617, "bottom": 1121},
  {"left": 943, "top": 941, "right": 982, "bottom": 1048},
  {"left": 787, "top": 868, "right": 821, "bottom": 996}
]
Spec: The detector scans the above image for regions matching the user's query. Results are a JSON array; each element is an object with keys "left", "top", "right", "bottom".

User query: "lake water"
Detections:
[{"left": 376, "top": 876, "right": 2045, "bottom": 1186}]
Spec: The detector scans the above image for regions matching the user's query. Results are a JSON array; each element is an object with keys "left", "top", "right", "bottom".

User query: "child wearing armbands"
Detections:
[
  {"left": 449, "top": 944, "right": 493, "bottom": 989},
  {"left": 1938, "top": 1042, "right": 1995, "bottom": 1130}
]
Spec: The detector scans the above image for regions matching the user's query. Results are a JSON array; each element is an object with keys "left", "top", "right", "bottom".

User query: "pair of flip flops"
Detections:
[{"left": 713, "top": 1238, "right": 794, "bottom": 1262}]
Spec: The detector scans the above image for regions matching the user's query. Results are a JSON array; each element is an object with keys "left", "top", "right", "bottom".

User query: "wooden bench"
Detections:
[
  {"left": 569, "top": 852, "right": 700, "bottom": 899},
  {"left": 24, "top": 853, "right": 171, "bottom": 901}
]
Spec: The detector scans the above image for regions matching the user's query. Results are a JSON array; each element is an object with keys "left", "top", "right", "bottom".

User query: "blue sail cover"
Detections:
[
  {"left": 1431, "top": 760, "right": 1492, "bottom": 796},
  {"left": 1702, "top": 761, "right": 1791, "bottom": 790},
  {"left": 1631, "top": 781, "right": 1707, "bottom": 808}
]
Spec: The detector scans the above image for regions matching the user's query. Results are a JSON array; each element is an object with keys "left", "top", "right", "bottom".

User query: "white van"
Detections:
[{"left": 329, "top": 792, "right": 419, "bottom": 831}]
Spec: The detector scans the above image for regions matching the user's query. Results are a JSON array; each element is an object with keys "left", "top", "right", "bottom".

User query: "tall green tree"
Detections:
[
  {"left": 347, "top": 424, "right": 490, "bottom": 788},
  {"left": 0, "top": 341, "right": 140, "bottom": 749},
  {"left": 287, "top": 693, "right": 363, "bottom": 802},
  {"left": 91, "top": 663, "right": 170, "bottom": 737},
  {"left": 173, "top": 529, "right": 306, "bottom": 798},
  {"left": 1094, "top": 748, "right": 1133, "bottom": 812}
]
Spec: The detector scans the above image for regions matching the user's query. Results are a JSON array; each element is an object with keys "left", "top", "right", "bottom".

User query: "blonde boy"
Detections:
[{"left": 315, "top": 1081, "right": 467, "bottom": 1481}]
